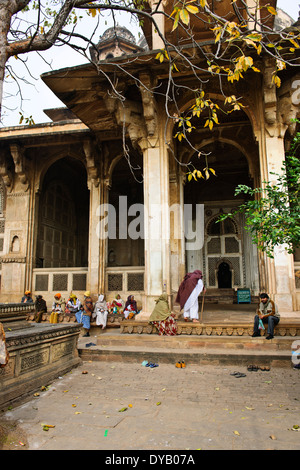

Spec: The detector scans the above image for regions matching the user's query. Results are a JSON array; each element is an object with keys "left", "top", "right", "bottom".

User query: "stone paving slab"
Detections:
[{"left": 1, "top": 360, "right": 300, "bottom": 451}]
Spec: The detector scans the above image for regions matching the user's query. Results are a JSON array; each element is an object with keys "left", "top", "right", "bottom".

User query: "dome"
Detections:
[{"left": 98, "top": 25, "right": 136, "bottom": 45}]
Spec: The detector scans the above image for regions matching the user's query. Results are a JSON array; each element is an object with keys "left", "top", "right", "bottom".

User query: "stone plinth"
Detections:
[{"left": 0, "top": 323, "right": 82, "bottom": 409}]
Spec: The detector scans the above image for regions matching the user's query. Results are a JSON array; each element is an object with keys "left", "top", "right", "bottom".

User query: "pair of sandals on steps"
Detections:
[{"left": 247, "top": 364, "right": 270, "bottom": 371}]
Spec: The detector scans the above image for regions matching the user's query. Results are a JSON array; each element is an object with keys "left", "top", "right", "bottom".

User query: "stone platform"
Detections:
[
  {"left": 120, "top": 302, "right": 300, "bottom": 337},
  {"left": 120, "top": 318, "right": 300, "bottom": 337},
  {"left": 0, "top": 322, "right": 82, "bottom": 409}
]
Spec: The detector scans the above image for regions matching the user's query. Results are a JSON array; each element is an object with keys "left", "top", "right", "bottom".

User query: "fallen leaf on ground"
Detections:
[
  {"left": 233, "top": 431, "right": 240, "bottom": 436},
  {"left": 290, "top": 425, "right": 300, "bottom": 431},
  {"left": 269, "top": 435, "right": 277, "bottom": 440},
  {"left": 118, "top": 407, "right": 128, "bottom": 412}
]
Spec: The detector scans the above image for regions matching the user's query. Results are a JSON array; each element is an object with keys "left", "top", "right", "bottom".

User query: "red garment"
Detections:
[
  {"left": 175, "top": 270, "right": 203, "bottom": 310},
  {"left": 152, "top": 313, "right": 177, "bottom": 336}
]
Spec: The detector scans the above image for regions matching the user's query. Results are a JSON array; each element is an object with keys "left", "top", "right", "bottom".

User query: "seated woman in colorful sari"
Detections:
[
  {"left": 75, "top": 291, "right": 94, "bottom": 337},
  {"left": 123, "top": 295, "right": 138, "bottom": 319},
  {"left": 149, "top": 294, "right": 177, "bottom": 336},
  {"left": 65, "top": 293, "right": 81, "bottom": 317},
  {"left": 110, "top": 294, "right": 125, "bottom": 314},
  {"left": 93, "top": 294, "right": 108, "bottom": 330}
]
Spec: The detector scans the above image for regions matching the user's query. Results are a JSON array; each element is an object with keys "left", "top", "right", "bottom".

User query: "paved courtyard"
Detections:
[{"left": 1, "top": 359, "right": 300, "bottom": 451}]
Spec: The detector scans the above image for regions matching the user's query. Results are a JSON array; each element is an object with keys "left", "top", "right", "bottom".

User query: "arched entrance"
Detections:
[
  {"left": 217, "top": 261, "right": 232, "bottom": 288},
  {"left": 105, "top": 154, "right": 145, "bottom": 298},
  {"left": 183, "top": 139, "right": 257, "bottom": 293},
  {"left": 36, "top": 157, "right": 89, "bottom": 268},
  {"left": 108, "top": 155, "right": 144, "bottom": 267}
]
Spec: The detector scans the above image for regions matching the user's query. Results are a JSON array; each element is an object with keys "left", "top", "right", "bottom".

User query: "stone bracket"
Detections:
[
  {"left": 9, "top": 144, "right": 29, "bottom": 191},
  {"left": 83, "top": 139, "right": 100, "bottom": 188}
]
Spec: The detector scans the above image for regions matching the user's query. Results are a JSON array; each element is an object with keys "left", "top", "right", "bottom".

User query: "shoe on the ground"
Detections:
[
  {"left": 252, "top": 332, "right": 260, "bottom": 337},
  {"left": 175, "top": 361, "right": 182, "bottom": 368},
  {"left": 266, "top": 334, "right": 274, "bottom": 340}
]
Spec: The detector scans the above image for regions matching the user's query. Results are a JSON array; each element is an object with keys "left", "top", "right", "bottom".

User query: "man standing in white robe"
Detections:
[
  {"left": 183, "top": 277, "right": 204, "bottom": 322},
  {"left": 176, "top": 270, "right": 205, "bottom": 323}
]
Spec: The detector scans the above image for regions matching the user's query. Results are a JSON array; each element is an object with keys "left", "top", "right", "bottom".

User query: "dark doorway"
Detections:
[
  {"left": 217, "top": 262, "right": 232, "bottom": 288},
  {"left": 36, "top": 157, "right": 89, "bottom": 268},
  {"left": 108, "top": 154, "right": 144, "bottom": 267}
]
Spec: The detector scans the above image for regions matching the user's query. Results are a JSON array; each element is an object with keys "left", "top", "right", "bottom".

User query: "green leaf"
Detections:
[{"left": 180, "top": 8, "right": 190, "bottom": 25}]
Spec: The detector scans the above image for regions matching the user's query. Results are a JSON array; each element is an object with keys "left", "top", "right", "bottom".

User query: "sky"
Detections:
[{"left": 1, "top": 0, "right": 299, "bottom": 128}]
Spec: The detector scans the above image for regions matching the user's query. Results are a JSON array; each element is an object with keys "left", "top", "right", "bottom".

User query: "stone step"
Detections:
[
  {"left": 94, "top": 330, "right": 296, "bottom": 349},
  {"left": 77, "top": 329, "right": 299, "bottom": 368},
  {"left": 78, "top": 346, "right": 293, "bottom": 369}
]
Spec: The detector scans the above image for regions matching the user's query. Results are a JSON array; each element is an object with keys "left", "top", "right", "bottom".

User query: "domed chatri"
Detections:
[
  {"left": 90, "top": 24, "right": 146, "bottom": 62},
  {"left": 98, "top": 25, "right": 136, "bottom": 45}
]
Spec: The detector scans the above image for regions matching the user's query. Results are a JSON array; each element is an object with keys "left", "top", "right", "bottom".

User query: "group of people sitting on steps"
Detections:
[
  {"left": 21, "top": 291, "right": 140, "bottom": 336},
  {"left": 21, "top": 270, "right": 280, "bottom": 339}
]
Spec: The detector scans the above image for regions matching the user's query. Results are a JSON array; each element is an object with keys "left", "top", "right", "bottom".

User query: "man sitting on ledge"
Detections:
[{"left": 252, "top": 293, "right": 280, "bottom": 340}]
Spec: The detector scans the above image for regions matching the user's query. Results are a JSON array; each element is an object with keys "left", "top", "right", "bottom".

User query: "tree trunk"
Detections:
[{"left": 0, "top": 1, "right": 15, "bottom": 122}]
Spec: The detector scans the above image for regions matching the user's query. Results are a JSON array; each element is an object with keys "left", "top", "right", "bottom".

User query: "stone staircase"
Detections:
[
  {"left": 77, "top": 316, "right": 300, "bottom": 369},
  {"left": 203, "top": 288, "right": 259, "bottom": 304}
]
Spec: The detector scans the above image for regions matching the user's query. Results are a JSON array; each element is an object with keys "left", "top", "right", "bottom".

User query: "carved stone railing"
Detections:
[
  {"left": 0, "top": 302, "right": 35, "bottom": 331},
  {"left": 0, "top": 302, "right": 34, "bottom": 313},
  {"left": 120, "top": 319, "right": 300, "bottom": 337}
]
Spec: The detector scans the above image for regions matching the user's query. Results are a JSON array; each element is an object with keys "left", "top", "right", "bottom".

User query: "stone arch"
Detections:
[
  {"left": 107, "top": 152, "right": 144, "bottom": 267},
  {"left": 216, "top": 258, "right": 233, "bottom": 288},
  {"left": 165, "top": 91, "right": 259, "bottom": 146},
  {"left": 35, "top": 156, "right": 89, "bottom": 268},
  {"left": 181, "top": 136, "right": 256, "bottom": 181},
  {"left": 206, "top": 213, "right": 239, "bottom": 237},
  {"left": 107, "top": 153, "right": 125, "bottom": 185},
  {"left": 36, "top": 150, "right": 86, "bottom": 194},
  {"left": 11, "top": 235, "right": 20, "bottom": 253}
]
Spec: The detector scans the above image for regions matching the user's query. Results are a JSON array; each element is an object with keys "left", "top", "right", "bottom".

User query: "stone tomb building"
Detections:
[{"left": 0, "top": 1, "right": 299, "bottom": 319}]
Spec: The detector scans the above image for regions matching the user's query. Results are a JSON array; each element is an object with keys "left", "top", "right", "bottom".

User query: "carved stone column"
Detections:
[
  {"left": 148, "top": 0, "right": 167, "bottom": 50},
  {"left": 260, "top": 60, "right": 297, "bottom": 311},
  {"left": 169, "top": 159, "right": 186, "bottom": 302},
  {"left": 0, "top": 144, "right": 32, "bottom": 301},
  {"left": 138, "top": 134, "right": 171, "bottom": 319},
  {"left": 83, "top": 139, "right": 104, "bottom": 296}
]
